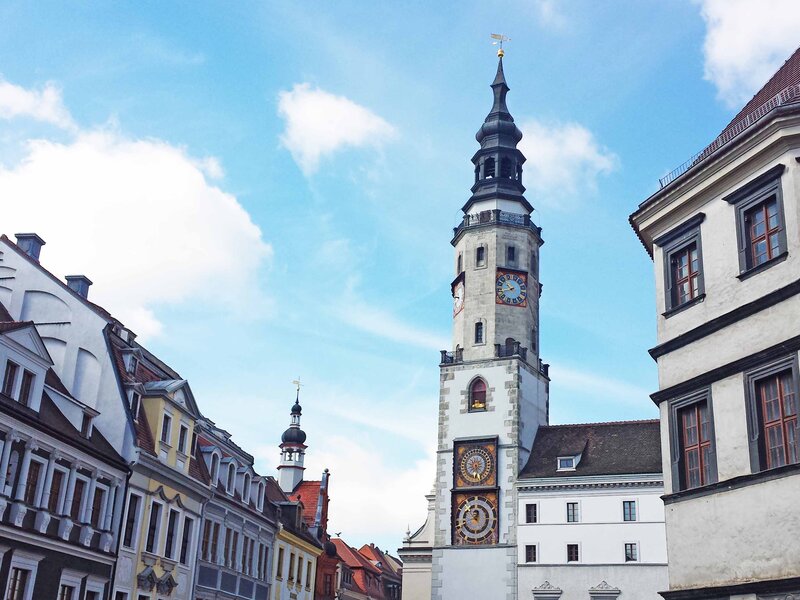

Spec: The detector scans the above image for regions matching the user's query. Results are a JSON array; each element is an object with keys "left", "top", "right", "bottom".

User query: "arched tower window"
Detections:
[
  {"left": 484, "top": 157, "right": 495, "bottom": 179},
  {"left": 474, "top": 322, "right": 484, "bottom": 344},
  {"left": 505, "top": 337, "right": 516, "bottom": 356},
  {"left": 226, "top": 463, "right": 236, "bottom": 494},
  {"left": 500, "top": 157, "right": 513, "bottom": 178},
  {"left": 457, "top": 253, "right": 463, "bottom": 274},
  {"left": 469, "top": 379, "right": 487, "bottom": 411}
]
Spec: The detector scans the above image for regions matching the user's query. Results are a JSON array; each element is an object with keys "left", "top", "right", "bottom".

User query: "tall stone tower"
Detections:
[
  {"left": 431, "top": 52, "right": 550, "bottom": 600},
  {"left": 278, "top": 395, "right": 307, "bottom": 493}
]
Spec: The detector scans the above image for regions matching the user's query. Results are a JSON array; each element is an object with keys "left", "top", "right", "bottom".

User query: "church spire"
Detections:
[{"left": 465, "top": 53, "right": 530, "bottom": 214}]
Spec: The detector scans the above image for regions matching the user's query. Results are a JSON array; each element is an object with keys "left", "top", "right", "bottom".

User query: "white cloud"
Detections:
[
  {"left": 0, "top": 78, "right": 76, "bottom": 131},
  {"left": 534, "top": 0, "right": 567, "bottom": 28},
  {"left": 697, "top": 0, "right": 800, "bottom": 107},
  {"left": 277, "top": 83, "right": 396, "bottom": 175},
  {"left": 518, "top": 119, "right": 617, "bottom": 209},
  {"left": 1, "top": 128, "right": 272, "bottom": 339},
  {"left": 549, "top": 364, "right": 651, "bottom": 408}
]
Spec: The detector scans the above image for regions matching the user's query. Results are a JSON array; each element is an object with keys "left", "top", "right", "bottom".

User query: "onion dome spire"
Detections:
[
  {"left": 281, "top": 391, "right": 306, "bottom": 445},
  {"left": 464, "top": 54, "right": 531, "bottom": 214}
]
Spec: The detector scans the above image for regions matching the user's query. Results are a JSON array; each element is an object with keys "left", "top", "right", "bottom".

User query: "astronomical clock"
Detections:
[
  {"left": 495, "top": 269, "right": 528, "bottom": 307},
  {"left": 452, "top": 439, "right": 499, "bottom": 546}
]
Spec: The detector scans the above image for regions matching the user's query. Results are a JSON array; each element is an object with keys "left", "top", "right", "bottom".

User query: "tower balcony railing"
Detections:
[
  {"left": 440, "top": 346, "right": 549, "bottom": 377},
  {"left": 440, "top": 349, "right": 464, "bottom": 365},
  {"left": 495, "top": 342, "right": 527, "bottom": 360},
  {"left": 452, "top": 209, "right": 540, "bottom": 239}
]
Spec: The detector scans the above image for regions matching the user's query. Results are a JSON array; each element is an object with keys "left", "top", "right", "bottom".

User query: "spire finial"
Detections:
[
  {"left": 491, "top": 33, "right": 510, "bottom": 58},
  {"left": 292, "top": 377, "right": 303, "bottom": 401}
]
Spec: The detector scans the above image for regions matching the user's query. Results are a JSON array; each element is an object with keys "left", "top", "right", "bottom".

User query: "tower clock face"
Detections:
[
  {"left": 454, "top": 494, "right": 498, "bottom": 545},
  {"left": 453, "top": 281, "right": 465, "bottom": 316},
  {"left": 459, "top": 447, "right": 493, "bottom": 485},
  {"left": 495, "top": 271, "right": 528, "bottom": 306}
]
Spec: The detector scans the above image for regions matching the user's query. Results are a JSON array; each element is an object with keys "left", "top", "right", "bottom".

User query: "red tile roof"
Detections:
[{"left": 293, "top": 480, "right": 321, "bottom": 527}]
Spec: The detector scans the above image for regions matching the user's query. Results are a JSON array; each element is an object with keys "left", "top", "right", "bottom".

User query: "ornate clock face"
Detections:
[
  {"left": 496, "top": 271, "right": 528, "bottom": 306},
  {"left": 459, "top": 447, "right": 493, "bottom": 485},
  {"left": 453, "top": 281, "right": 465, "bottom": 316},
  {"left": 454, "top": 494, "right": 498, "bottom": 544}
]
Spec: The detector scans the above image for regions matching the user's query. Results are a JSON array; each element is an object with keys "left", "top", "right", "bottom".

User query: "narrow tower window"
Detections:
[
  {"left": 484, "top": 157, "right": 495, "bottom": 178},
  {"left": 457, "top": 253, "right": 463, "bottom": 274},
  {"left": 469, "top": 379, "right": 487, "bottom": 411},
  {"left": 500, "top": 157, "right": 513, "bottom": 178},
  {"left": 474, "top": 322, "right": 484, "bottom": 344},
  {"left": 476, "top": 246, "right": 486, "bottom": 267},
  {"left": 507, "top": 245, "right": 516, "bottom": 265}
]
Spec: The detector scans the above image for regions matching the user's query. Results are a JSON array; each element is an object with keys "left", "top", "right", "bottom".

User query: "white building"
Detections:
[
  {"left": 401, "top": 51, "right": 668, "bottom": 600},
  {"left": 516, "top": 421, "right": 667, "bottom": 599},
  {"left": 630, "top": 47, "right": 800, "bottom": 599}
]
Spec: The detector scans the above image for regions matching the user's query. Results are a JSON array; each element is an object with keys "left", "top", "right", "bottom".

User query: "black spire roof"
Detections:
[
  {"left": 464, "top": 55, "right": 531, "bottom": 214},
  {"left": 281, "top": 395, "right": 306, "bottom": 444}
]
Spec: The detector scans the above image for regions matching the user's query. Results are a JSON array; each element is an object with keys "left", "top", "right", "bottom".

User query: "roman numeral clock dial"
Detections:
[{"left": 496, "top": 270, "right": 528, "bottom": 307}]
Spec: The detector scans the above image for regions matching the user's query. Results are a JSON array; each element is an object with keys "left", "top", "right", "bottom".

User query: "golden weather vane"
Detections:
[
  {"left": 292, "top": 378, "right": 303, "bottom": 394},
  {"left": 491, "top": 33, "right": 510, "bottom": 58}
]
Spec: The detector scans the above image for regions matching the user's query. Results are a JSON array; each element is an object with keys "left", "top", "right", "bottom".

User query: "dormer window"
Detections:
[
  {"left": 81, "top": 413, "right": 93, "bottom": 438},
  {"left": 210, "top": 453, "right": 220, "bottom": 483},
  {"left": 243, "top": 474, "right": 251, "bottom": 503},
  {"left": 129, "top": 392, "right": 141, "bottom": 421},
  {"left": 2, "top": 361, "right": 19, "bottom": 397},
  {"left": 161, "top": 413, "right": 172, "bottom": 445},
  {"left": 226, "top": 463, "right": 235, "bottom": 495},
  {"left": 178, "top": 424, "right": 188, "bottom": 454},
  {"left": 257, "top": 482, "right": 265, "bottom": 510},
  {"left": 127, "top": 355, "right": 139, "bottom": 375},
  {"left": 557, "top": 455, "right": 579, "bottom": 471}
]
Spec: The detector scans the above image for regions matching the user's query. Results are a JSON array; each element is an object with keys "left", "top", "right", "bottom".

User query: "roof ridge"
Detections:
[{"left": 543, "top": 418, "right": 659, "bottom": 428}]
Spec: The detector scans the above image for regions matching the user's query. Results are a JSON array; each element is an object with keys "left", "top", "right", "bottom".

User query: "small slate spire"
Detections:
[{"left": 488, "top": 56, "right": 511, "bottom": 119}]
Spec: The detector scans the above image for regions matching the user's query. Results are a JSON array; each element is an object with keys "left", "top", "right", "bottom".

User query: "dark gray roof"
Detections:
[{"left": 520, "top": 420, "right": 662, "bottom": 478}]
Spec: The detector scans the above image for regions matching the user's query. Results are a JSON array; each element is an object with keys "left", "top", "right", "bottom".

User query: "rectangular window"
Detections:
[
  {"left": 277, "top": 547, "right": 284, "bottom": 579},
  {"left": 241, "top": 535, "right": 250, "bottom": 575},
  {"left": 7, "top": 568, "right": 30, "bottom": 600},
  {"left": 58, "top": 584, "right": 75, "bottom": 600},
  {"left": 23, "top": 460, "right": 42, "bottom": 506},
  {"left": 80, "top": 414, "right": 92, "bottom": 438},
  {"left": 524, "top": 544, "right": 537, "bottom": 563},
  {"left": 655, "top": 214, "right": 705, "bottom": 314},
  {"left": 557, "top": 457, "right": 575, "bottom": 470},
  {"left": 680, "top": 402, "right": 713, "bottom": 489},
  {"left": 2, "top": 361, "right": 19, "bottom": 397},
  {"left": 566, "top": 544, "right": 579, "bottom": 563},
  {"left": 324, "top": 574, "right": 333, "bottom": 595},
  {"left": 296, "top": 557, "right": 303, "bottom": 585},
  {"left": 725, "top": 164, "right": 787, "bottom": 275},
  {"left": 566, "top": 502, "right": 579, "bottom": 523},
  {"left": 306, "top": 562, "right": 312, "bottom": 588},
  {"left": 114, "top": 592, "right": 128, "bottom": 600},
  {"left": 525, "top": 503, "right": 537, "bottom": 523},
  {"left": 160, "top": 414, "right": 172, "bottom": 444},
  {"left": 476, "top": 246, "right": 486, "bottom": 267},
  {"left": 130, "top": 392, "right": 141, "bottom": 421},
  {"left": 201, "top": 519, "right": 211, "bottom": 561},
  {"left": 90, "top": 486, "right": 105, "bottom": 528},
  {"left": 48, "top": 469, "right": 65, "bottom": 514},
  {"left": 70, "top": 479, "right": 86, "bottom": 521},
  {"left": 178, "top": 425, "right": 188, "bottom": 454},
  {"left": 84, "top": 592, "right": 99, "bottom": 600},
  {"left": 288, "top": 553, "right": 295, "bottom": 582},
  {"left": 223, "top": 528, "right": 232, "bottom": 567},
  {"left": 180, "top": 516, "right": 194, "bottom": 565},
  {"left": 164, "top": 509, "right": 180, "bottom": 559},
  {"left": 623, "top": 500, "right": 637, "bottom": 522},
  {"left": 18, "top": 370, "right": 34, "bottom": 407},
  {"left": 474, "top": 322, "right": 484, "bottom": 344},
  {"left": 507, "top": 246, "right": 516, "bottom": 264},
  {"left": 123, "top": 493, "right": 142, "bottom": 548},
  {"left": 231, "top": 531, "right": 239, "bottom": 569},
  {"left": 625, "top": 542, "right": 639, "bottom": 562},
  {"left": 145, "top": 501, "right": 162, "bottom": 554}
]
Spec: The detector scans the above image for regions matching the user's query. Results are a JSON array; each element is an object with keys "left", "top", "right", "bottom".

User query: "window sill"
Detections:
[
  {"left": 737, "top": 251, "right": 788, "bottom": 281},
  {"left": 662, "top": 294, "right": 706, "bottom": 319},
  {"left": 662, "top": 460, "right": 800, "bottom": 504}
]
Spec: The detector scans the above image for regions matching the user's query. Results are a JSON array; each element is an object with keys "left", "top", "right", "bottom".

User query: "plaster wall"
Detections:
[
  {"left": 518, "top": 564, "right": 668, "bottom": 600},
  {"left": 468, "top": 199, "right": 529, "bottom": 215},
  {"left": 0, "top": 239, "right": 135, "bottom": 459},
  {"left": 400, "top": 563, "right": 432, "bottom": 600},
  {"left": 433, "top": 546, "right": 515, "bottom": 600},
  {"left": 665, "top": 474, "right": 800, "bottom": 590}
]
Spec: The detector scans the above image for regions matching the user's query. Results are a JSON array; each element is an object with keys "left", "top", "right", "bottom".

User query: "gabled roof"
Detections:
[
  {"left": 293, "top": 480, "right": 321, "bottom": 527},
  {"left": 520, "top": 420, "right": 662, "bottom": 479},
  {"left": 358, "top": 544, "right": 402, "bottom": 581},
  {"left": 332, "top": 539, "right": 382, "bottom": 575}
]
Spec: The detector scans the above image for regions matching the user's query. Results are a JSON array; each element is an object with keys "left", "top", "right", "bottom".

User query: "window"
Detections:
[
  {"left": 241, "top": 536, "right": 252, "bottom": 575},
  {"left": 201, "top": 520, "right": 221, "bottom": 563},
  {"left": 160, "top": 413, "right": 172, "bottom": 445},
  {"left": 18, "top": 371, "right": 34, "bottom": 407},
  {"left": 655, "top": 213, "right": 705, "bottom": 314},
  {"left": 226, "top": 463, "right": 236, "bottom": 494},
  {"left": 129, "top": 392, "right": 141, "bottom": 421},
  {"left": 7, "top": 567, "right": 30, "bottom": 600},
  {"left": 507, "top": 245, "right": 516, "bottom": 265},
  {"left": 84, "top": 592, "right": 99, "bottom": 600},
  {"left": 276, "top": 547, "right": 284, "bottom": 579},
  {"left": 48, "top": 469, "right": 65, "bottom": 514},
  {"left": 557, "top": 456, "right": 575, "bottom": 471},
  {"left": 474, "top": 322, "right": 484, "bottom": 344},
  {"left": 457, "top": 253, "right": 463, "bottom": 274},
  {"left": 306, "top": 562, "right": 312, "bottom": 588},
  {"left": 525, "top": 503, "right": 537, "bottom": 523},
  {"left": 243, "top": 474, "right": 251, "bottom": 503},
  {"left": 164, "top": 509, "right": 180, "bottom": 559},
  {"left": 484, "top": 157, "right": 495, "bottom": 178},
  {"left": 566, "top": 544, "right": 579, "bottom": 563},
  {"left": 58, "top": 585, "right": 75, "bottom": 600},
  {"left": 623, "top": 500, "right": 637, "bottom": 522},
  {"left": 500, "top": 157, "right": 513, "bottom": 178},
  {"left": 127, "top": 355, "right": 138, "bottom": 374},
  {"left": 145, "top": 501, "right": 162, "bottom": 554},
  {"left": 23, "top": 460, "right": 42, "bottom": 506},
  {"left": 123, "top": 493, "right": 142, "bottom": 548},
  {"left": 114, "top": 592, "right": 128, "bottom": 600},
  {"left": 324, "top": 574, "right": 333, "bottom": 595},
  {"left": 81, "top": 414, "right": 92, "bottom": 438},
  {"left": 3, "top": 361, "right": 19, "bottom": 397},
  {"left": 288, "top": 553, "right": 295, "bottom": 582},
  {"left": 180, "top": 516, "right": 194, "bottom": 565},
  {"left": 70, "top": 479, "right": 86, "bottom": 521},
  {"left": 566, "top": 502, "right": 579, "bottom": 523},
  {"left": 669, "top": 389, "right": 717, "bottom": 491},
  {"left": 210, "top": 453, "right": 220, "bottom": 483},
  {"left": 89, "top": 486, "right": 105, "bottom": 529},
  {"left": 625, "top": 542, "right": 639, "bottom": 562},
  {"left": 745, "top": 358, "right": 799, "bottom": 472},
  {"left": 296, "top": 557, "right": 303, "bottom": 586},
  {"left": 725, "top": 164, "right": 787, "bottom": 275},
  {"left": 468, "top": 378, "right": 487, "bottom": 411},
  {"left": 524, "top": 544, "right": 537, "bottom": 563},
  {"left": 224, "top": 528, "right": 235, "bottom": 568},
  {"left": 476, "top": 246, "right": 486, "bottom": 267},
  {"left": 177, "top": 425, "right": 188, "bottom": 454}
]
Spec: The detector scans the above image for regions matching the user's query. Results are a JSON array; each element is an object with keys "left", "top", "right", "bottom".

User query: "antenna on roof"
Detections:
[{"left": 490, "top": 33, "right": 510, "bottom": 57}]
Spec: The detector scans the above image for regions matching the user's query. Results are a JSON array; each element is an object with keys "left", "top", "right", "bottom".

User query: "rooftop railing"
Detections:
[
  {"left": 453, "top": 209, "right": 540, "bottom": 239},
  {"left": 659, "top": 84, "right": 800, "bottom": 189}
]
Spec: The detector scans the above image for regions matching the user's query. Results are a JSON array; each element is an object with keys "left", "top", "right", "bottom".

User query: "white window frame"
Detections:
[
  {"left": 523, "top": 543, "right": 539, "bottom": 563},
  {"left": 122, "top": 492, "right": 144, "bottom": 550},
  {"left": 164, "top": 507, "right": 181, "bottom": 560},
  {"left": 623, "top": 540, "right": 640, "bottom": 563},
  {"left": 243, "top": 474, "right": 251, "bottom": 504},
  {"left": 84, "top": 576, "right": 107, "bottom": 600},
  {"left": 4, "top": 549, "right": 44, "bottom": 600},
  {"left": 257, "top": 481, "right": 265, "bottom": 511},
  {"left": 26, "top": 455, "right": 47, "bottom": 507},
  {"left": 177, "top": 422, "right": 189, "bottom": 455},
  {"left": 112, "top": 591, "right": 130, "bottom": 600},
  {"left": 160, "top": 412, "right": 173, "bottom": 446},
  {"left": 128, "top": 391, "right": 141, "bottom": 422},
  {"left": 556, "top": 455, "right": 576, "bottom": 471},
  {"left": 51, "top": 464, "right": 69, "bottom": 514},
  {"left": 57, "top": 570, "right": 84, "bottom": 600},
  {"left": 565, "top": 500, "right": 580, "bottom": 523},
  {"left": 72, "top": 473, "right": 91, "bottom": 522},
  {"left": 524, "top": 501, "right": 539, "bottom": 524},
  {"left": 178, "top": 514, "right": 195, "bottom": 565},
  {"left": 226, "top": 463, "right": 236, "bottom": 495},
  {"left": 622, "top": 498, "right": 638, "bottom": 522},
  {"left": 91, "top": 482, "right": 109, "bottom": 529},
  {"left": 209, "top": 452, "right": 221, "bottom": 484},
  {"left": 144, "top": 499, "right": 164, "bottom": 555}
]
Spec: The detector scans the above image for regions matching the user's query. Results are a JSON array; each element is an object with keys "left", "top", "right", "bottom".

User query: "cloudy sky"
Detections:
[{"left": 1, "top": 0, "right": 799, "bottom": 551}]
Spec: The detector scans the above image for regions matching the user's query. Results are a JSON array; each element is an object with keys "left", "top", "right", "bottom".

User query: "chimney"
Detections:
[
  {"left": 14, "top": 233, "right": 46, "bottom": 261},
  {"left": 65, "top": 275, "right": 92, "bottom": 299}
]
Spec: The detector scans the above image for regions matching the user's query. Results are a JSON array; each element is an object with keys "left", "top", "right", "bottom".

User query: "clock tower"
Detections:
[{"left": 431, "top": 52, "right": 550, "bottom": 600}]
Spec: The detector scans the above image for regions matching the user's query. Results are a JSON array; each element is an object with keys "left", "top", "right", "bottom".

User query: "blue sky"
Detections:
[{"left": 2, "top": 0, "right": 799, "bottom": 551}]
